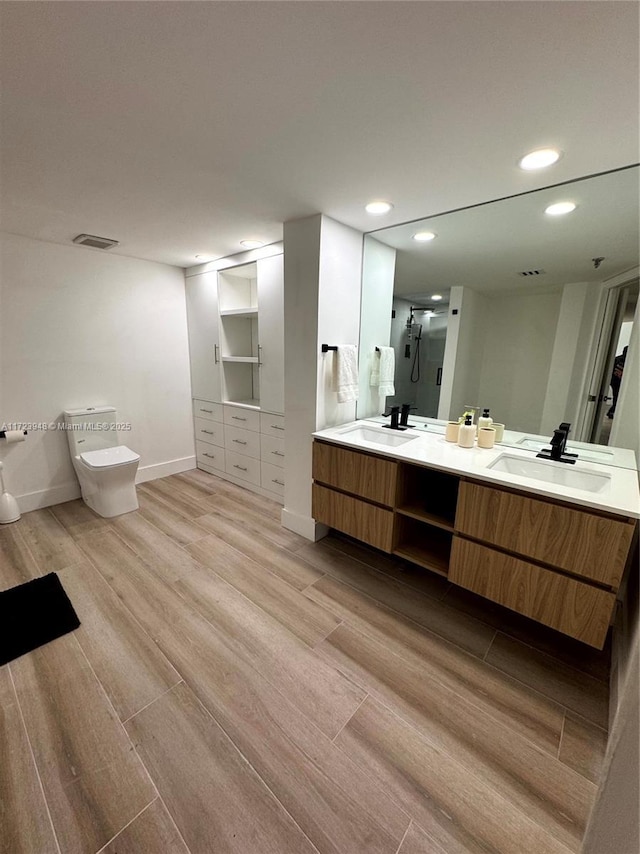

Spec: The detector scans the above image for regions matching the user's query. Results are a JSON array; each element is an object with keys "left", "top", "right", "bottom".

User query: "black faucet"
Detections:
[
  {"left": 382, "top": 405, "right": 407, "bottom": 430},
  {"left": 537, "top": 422, "right": 578, "bottom": 464},
  {"left": 399, "top": 403, "right": 416, "bottom": 428}
]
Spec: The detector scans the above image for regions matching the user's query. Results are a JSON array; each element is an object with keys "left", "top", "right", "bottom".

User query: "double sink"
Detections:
[{"left": 337, "top": 424, "right": 610, "bottom": 494}]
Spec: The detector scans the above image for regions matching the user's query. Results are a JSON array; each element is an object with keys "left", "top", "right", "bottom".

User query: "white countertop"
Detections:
[{"left": 313, "top": 420, "right": 640, "bottom": 519}]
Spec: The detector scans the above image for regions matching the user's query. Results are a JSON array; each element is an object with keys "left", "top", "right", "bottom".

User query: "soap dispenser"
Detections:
[
  {"left": 478, "top": 408, "right": 493, "bottom": 430},
  {"left": 457, "top": 415, "right": 476, "bottom": 448}
]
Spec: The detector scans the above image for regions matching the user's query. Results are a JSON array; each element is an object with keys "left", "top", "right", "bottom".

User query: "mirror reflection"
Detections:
[{"left": 358, "top": 166, "right": 639, "bottom": 466}]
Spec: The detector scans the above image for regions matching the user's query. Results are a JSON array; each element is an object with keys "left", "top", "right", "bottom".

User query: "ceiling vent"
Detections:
[
  {"left": 72, "top": 234, "right": 119, "bottom": 250},
  {"left": 517, "top": 269, "right": 546, "bottom": 277}
]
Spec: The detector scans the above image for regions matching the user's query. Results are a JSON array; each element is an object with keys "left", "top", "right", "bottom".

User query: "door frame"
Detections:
[{"left": 576, "top": 267, "right": 639, "bottom": 441}]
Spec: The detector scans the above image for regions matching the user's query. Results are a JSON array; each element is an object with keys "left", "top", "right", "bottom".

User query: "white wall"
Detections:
[
  {"left": 282, "top": 214, "right": 363, "bottom": 540},
  {"left": 446, "top": 287, "right": 487, "bottom": 422},
  {"left": 0, "top": 233, "right": 195, "bottom": 511}
]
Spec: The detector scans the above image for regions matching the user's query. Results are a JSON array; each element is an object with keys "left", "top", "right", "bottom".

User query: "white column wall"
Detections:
[{"left": 281, "top": 214, "right": 363, "bottom": 540}]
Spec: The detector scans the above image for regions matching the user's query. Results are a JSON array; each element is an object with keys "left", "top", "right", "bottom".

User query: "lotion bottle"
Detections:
[
  {"left": 457, "top": 414, "right": 476, "bottom": 448},
  {"left": 478, "top": 408, "right": 493, "bottom": 430}
]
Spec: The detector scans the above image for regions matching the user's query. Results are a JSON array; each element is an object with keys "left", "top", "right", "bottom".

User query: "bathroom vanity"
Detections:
[{"left": 311, "top": 423, "right": 639, "bottom": 649}]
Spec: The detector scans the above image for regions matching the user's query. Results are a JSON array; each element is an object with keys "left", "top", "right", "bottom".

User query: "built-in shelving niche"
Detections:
[
  {"left": 393, "top": 464, "right": 459, "bottom": 576},
  {"left": 218, "top": 263, "right": 260, "bottom": 407}
]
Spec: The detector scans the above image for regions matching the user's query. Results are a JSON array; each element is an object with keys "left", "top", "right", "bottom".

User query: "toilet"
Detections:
[{"left": 64, "top": 406, "right": 140, "bottom": 517}]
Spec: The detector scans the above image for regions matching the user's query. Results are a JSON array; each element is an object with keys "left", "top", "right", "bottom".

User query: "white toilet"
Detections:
[{"left": 64, "top": 406, "right": 140, "bottom": 517}]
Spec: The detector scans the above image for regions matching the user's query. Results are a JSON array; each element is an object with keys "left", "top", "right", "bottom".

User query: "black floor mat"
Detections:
[{"left": 0, "top": 573, "right": 81, "bottom": 666}]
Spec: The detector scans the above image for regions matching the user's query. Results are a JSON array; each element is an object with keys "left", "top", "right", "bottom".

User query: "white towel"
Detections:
[
  {"left": 372, "top": 346, "right": 395, "bottom": 397},
  {"left": 335, "top": 345, "right": 359, "bottom": 403}
]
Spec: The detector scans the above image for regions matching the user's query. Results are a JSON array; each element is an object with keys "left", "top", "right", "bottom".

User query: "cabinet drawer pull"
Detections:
[
  {"left": 233, "top": 464, "right": 248, "bottom": 471},
  {"left": 233, "top": 439, "right": 247, "bottom": 445},
  {"left": 203, "top": 453, "right": 216, "bottom": 459},
  {"left": 258, "top": 344, "right": 263, "bottom": 366},
  {"left": 201, "top": 429, "right": 214, "bottom": 435},
  {"left": 214, "top": 344, "right": 220, "bottom": 364},
  {"left": 271, "top": 425, "right": 284, "bottom": 430},
  {"left": 232, "top": 416, "right": 247, "bottom": 422},
  {"left": 272, "top": 478, "right": 284, "bottom": 486},
  {"left": 199, "top": 408, "right": 213, "bottom": 414},
  {"left": 272, "top": 450, "right": 285, "bottom": 457}
]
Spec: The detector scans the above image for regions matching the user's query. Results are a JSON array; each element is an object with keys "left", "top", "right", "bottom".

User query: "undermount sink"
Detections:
[
  {"left": 488, "top": 454, "right": 611, "bottom": 493},
  {"left": 515, "top": 436, "right": 614, "bottom": 463},
  {"left": 338, "top": 426, "right": 419, "bottom": 447}
]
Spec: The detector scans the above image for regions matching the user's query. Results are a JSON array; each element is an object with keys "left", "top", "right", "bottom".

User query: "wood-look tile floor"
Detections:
[{"left": 0, "top": 470, "right": 611, "bottom": 854}]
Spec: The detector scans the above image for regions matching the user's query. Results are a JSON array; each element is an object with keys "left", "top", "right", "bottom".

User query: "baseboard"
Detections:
[
  {"left": 16, "top": 482, "right": 81, "bottom": 514},
  {"left": 136, "top": 455, "right": 196, "bottom": 483},
  {"left": 12, "top": 455, "right": 197, "bottom": 515},
  {"left": 281, "top": 508, "right": 328, "bottom": 541}
]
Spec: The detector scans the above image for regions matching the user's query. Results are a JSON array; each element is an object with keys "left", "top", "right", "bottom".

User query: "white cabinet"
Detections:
[
  {"left": 256, "top": 254, "right": 284, "bottom": 414},
  {"left": 185, "top": 272, "right": 221, "bottom": 402},
  {"left": 217, "top": 256, "right": 284, "bottom": 413},
  {"left": 185, "top": 249, "right": 285, "bottom": 502}
]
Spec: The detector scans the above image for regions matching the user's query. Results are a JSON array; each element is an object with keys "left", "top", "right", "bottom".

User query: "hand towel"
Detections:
[
  {"left": 336, "top": 345, "right": 359, "bottom": 403},
  {"left": 377, "top": 346, "right": 395, "bottom": 397}
]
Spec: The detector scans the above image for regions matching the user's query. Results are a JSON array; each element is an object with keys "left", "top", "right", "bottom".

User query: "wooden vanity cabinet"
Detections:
[{"left": 311, "top": 439, "right": 638, "bottom": 649}]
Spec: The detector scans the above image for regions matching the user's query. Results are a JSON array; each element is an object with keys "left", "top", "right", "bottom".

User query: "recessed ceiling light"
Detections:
[
  {"left": 240, "top": 239, "right": 264, "bottom": 249},
  {"left": 430, "top": 294, "right": 443, "bottom": 301},
  {"left": 518, "top": 148, "right": 562, "bottom": 171},
  {"left": 545, "top": 201, "right": 576, "bottom": 216},
  {"left": 413, "top": 231, "right": 437, "bottom": 242},
  {"left": 365, "top": 200, "right": 394, "bottom": 215}
]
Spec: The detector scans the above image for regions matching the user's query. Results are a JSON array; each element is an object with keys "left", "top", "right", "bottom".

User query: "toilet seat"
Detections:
[{"left": 79, "top": 445, "right": 140, "bottom": 470}]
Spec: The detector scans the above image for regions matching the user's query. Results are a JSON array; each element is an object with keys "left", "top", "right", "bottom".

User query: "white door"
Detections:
[
  {"left": 257, "top": 254, "right": 284, "bottom": 414},
  {"left": 185, "top": 271, "right": 221, "bottom": 402}
]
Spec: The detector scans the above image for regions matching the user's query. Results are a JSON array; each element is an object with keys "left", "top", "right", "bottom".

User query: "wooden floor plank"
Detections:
[
  {"left": 78, "top": 533, "right": 410, "bottom": 853},
  {"left": 10, "top": 634, "right": 156, "bottom": 854},
  {"left": 58, "top": 561, "right": 182, "bottom": 722},
  {"left": 125, "top": 683, "right": 319, "bottom": 854},
  {"left": 306, "top": 574, "right": 565, "bottom": 755},
  {"left": 197, "top": 473, "right": 283, "bottom": 520},
  {"left": 318, "top": 623, "right": 595, "bottom": 851},
  {"left": 139, "top": 479, "right": 210, "bottom": 519},
  {"left": 336, "top": 696, "right": 575, "bottom": 854},
  {"left": 443, "top": 585, "right": 611, "bottom": 683},
  {"left": 486, "top": 632, "right": 609, "bottom": 729},
  {"left": 558, "top": 712, "right": 608, "bottom": 784},
  {"left": 0, "top": 525, "right": 42, "bottom": 591},
  {"left": 147, "top": 609, "right": 410, "bottom": 854},
  {"left": 136, "top": 491, "right": 210, "bottom": 546},
  {"left": 0, "top": 667, "right": 60, "bottom": 854},
  {"left": 396, "top": 822, "right": 453, "bottom": 854},
  {"left": 110, "top": 513, "right": 204, "bottom": 583},
  {"left": 174, "top": 564, "right": 365, "bottom": 737},
  {"left": 186, "top": 512, "right": 323, "bottom": 590},
  {"left": 48, "top": 499, "right": 112, "bottom": 540},
  {"left": 198, "top": 493, "right": 305, "bottom": 551},
  {"left": 298, "top": 540, "right": 495, "bottom": 658},
  {"left": 185, "top": 535, "right": 340, "bottom": 646},
  {"left": 14, "top": 508, "right": 84, "bottom": 573},
  {"left": 99, "top": 798, "right": 190, "bottom": 854}
]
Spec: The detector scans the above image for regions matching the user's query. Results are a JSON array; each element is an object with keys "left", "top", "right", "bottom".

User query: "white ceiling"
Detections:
[{"left": 1, "top": 1, "right": 638, "bottom": 269}]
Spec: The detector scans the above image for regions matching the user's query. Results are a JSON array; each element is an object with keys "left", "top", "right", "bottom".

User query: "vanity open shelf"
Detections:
[{"left": 311, "top": 438, "right": 638, "bottom": 649}]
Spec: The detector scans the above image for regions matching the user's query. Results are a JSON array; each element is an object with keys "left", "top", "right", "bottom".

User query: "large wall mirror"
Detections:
[{"left": 357, "top": 165, "right": 639, "bottom": 464}]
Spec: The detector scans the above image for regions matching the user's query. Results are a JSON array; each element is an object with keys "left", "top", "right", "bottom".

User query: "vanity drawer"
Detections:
[
  {"left": 195, "top": 440, "right": 225, "bottom": 473},
  {"left": 223, "top": 405, "right": 260, "bottom": 433},
  {"left": 261, "top": 461, "right": 285, "bottom": 497},
  {"left": 449, "top": 537, "right": 615, "bottom": 649},
  {"left": 225, "top": 450, "right": 261, "bottom": 486},
  {"left": 193, "top": 400, "right": 223, "bottom": 422},
  {"left": 455, "top": 481, "right": 634, "bottom": 588},
  {"left": 260, "top": 413, "right": 285, "bottom": 437},
  {"left": 261, "top": 435, "right": 285, "bottom": 468},
  {"left": 312, "top": 441, "right": 397, "bottom": 507},
  {"left": 194, "top": 417, "right": 225, "bottom": 448},
  {"left": 312, "top": 483, "right": 394, "bottom": 552},
  {"left": 224, "top": 425, "right": 260, "bottom": 459}
]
